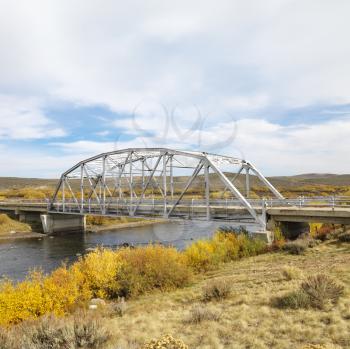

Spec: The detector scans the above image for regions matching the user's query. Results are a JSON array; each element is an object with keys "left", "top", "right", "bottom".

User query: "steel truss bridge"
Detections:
[
  {"left": 49, "top": 148, "right": 350, "bottom": 230},
  {"left": 49, "top": 148, "right": 285, "bottom": 229}
]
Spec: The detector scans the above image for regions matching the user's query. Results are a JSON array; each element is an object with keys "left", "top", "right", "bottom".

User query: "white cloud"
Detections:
[
  {"left": 49, "top": 117, "right": 350, "bottom": 176},
  {"left": 1, "top": 0, "right": 350, "bottom": 114},
  {"left": 0, "top": 1, "right": 350, "bottom": 176},
  {"left": 0, "top": 95, "right": 66, "bottom": 139}
]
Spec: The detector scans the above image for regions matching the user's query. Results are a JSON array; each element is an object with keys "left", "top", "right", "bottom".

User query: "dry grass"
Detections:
[
  {"left": 281, "top": 265, "right": 304, "bottom": 280},
  {"left": 105, "top": 241, "right": 350, "bottom": 348},
  {"left": 0, "top": 313, "right": 113, "bottom": 349},
  {"left": 282, "top": 239, "right": 308, "bottom": 255},
  {"left": 142, "top": 334, "right": 188, "bottom": 349},
  {"left": 86, "top": 215, "right": 143, "bottom": 227},
  {"left": 185, "top": 305, "right": 221, "bottom": 324},
  {"left": 201, "top": 278, "right": 232, "bottom": 302},
  {"left": 301, "top": 274, "right": 344, "bottom": 309},
  {"left": 0, "top": 214, "right": 31, "bottom": 236}
]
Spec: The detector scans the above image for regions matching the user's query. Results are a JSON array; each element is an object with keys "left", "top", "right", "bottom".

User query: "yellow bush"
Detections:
[
  {"left": 184, "top": 232, "right": 266, "bottom": 272},
  {"left": 0, "top": 268, "right": 90, "bottom": 326},
  {"left": 184, "top": 239, "right": 218, "bottom": 272},
  {"left": 43, "top": 265, "right": 91, "bottom": 314},
  {"left": 117, "top": 245, "right": 191, "bottom": 297},
  {"left": 310, "top": 223, "right": 323, "bottom": 238},
  {"left": 0, "top": 272, "right": 49, "bottom": 326},
  {"left": 73, "top": 248, "right": 124, "bottom": 299}
]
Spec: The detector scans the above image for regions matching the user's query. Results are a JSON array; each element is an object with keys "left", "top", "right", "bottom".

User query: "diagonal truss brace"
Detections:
[
  {"left": 207, "top": 158, "right": 265, "bottom": 227},
  {"left": 166, "top": 160, "right": 204, "bottom": 218}
]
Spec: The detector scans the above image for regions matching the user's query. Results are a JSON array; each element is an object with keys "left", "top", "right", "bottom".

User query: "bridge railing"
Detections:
[
  {"left": 2, "top": 196, "right": 350, "bottom": 209},
  {"left": 48, "top": 195, "right": 350, "bottom": 215}
]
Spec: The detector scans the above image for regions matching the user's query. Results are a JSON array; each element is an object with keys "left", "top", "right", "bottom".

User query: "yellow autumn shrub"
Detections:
[
  {"left": 184, "top": 239, "right": 218, "bottom": 272},
  {"left": 184, "top": 232, "right": 266, "bottom": 272},
  {"left": 0, "top": 267, "right": 91, "bottom": 326},
  {"left": 42, "top": 264, "right": 91, "bottom": 313},
  {"left": 73, "top": 248, "right": 125, "bottom": 299},
  {"left": 117, "top": 244, "right": 191, "bottom": 297},
  {"left": 0, "top": 272, "right": 51, "bottom": 326}
]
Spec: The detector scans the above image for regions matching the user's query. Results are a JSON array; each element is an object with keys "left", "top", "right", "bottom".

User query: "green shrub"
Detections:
[
  {"left": 202, "top": 278, "right": 232, "bottom": 302},
  {"left": 236, "top": 234, "right": 266, "bottom": 257},
  {"left": 274, "top": 290, "right": 311, "bottom": 309},
  {"left": 338, "top": 232, "right": 350, "bottom": 242},
  {"left": 282, "top": 240, "right": 307, "bottom": 255},
  {"left": 73, "top": 313, "right": 112, "bottom": 348},
  {"left": 20, "top": 315, "right": 74, "bottom": 349},
  {"left": 274, "top": 274, "right": 344, "bottom": 310},
  {"left": 185, "top": 305, "right": 220, "bottom": 324},
  {"left": 11, "top": 314, "right": 112, "bottom": 349},
  {"left": 301, "top": 274, "right": 344, "bottom": 309}
]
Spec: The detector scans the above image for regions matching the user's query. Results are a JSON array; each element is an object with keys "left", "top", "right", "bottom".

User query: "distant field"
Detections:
[
  {"left": 0, "top": 173, "right": 350, "bottom": 199},
  {"left": 0, "top": 177, "right": 58, "bottom": 190},
  {"left": 1, "top": 173, "right": 350, "bottom": 189}
]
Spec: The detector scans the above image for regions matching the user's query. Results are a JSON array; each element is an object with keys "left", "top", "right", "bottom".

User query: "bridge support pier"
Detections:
[
  {"left": 40, "top": 213, "right": 86, "bottom": 234},
  {"left": 267, "top": 217, "right": 310, "bottom": 240},
  {"left": 18, "top": 212, "right": 45, "bottom": 232}
]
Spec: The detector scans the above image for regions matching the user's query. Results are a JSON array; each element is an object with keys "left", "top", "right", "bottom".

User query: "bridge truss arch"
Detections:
[{"left": 50, "top": 148, "right": 284, "bottom": 229}]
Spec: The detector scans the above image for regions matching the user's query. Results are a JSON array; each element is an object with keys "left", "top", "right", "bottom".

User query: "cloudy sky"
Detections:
[{"left": 1, "top": 0, "right": 350, "bottom": 177}]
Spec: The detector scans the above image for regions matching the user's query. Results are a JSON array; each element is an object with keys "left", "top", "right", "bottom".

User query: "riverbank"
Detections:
[
  {"left": 0, "top": 231, "right": 45, "bottom": 241},
  {"left": 0, "top": 213, "right": 37, "bottom": 241},
  {"left": 1, "top": 238, "right": 349, "bottom": 348},
  {"left": 86, "top": 218, "right": 168, "bottom": 233}
]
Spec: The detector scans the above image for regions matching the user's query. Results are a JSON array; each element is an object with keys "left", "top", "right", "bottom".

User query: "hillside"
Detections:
[{"left": 0, "top": 173, "right": 350, "bottom": 199}]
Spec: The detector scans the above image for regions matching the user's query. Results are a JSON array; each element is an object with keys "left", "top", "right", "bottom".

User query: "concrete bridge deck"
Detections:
[{"left": 1, "top": 198, "right": 350, "bottom": 237}]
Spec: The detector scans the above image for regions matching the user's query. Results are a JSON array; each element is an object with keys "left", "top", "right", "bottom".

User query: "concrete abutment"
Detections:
[
  {"left": 267, "top": 216, "right": 310, "bottom": 240},
  {"left": 40, "top": 213, "right": 86, "bottom": 234}
]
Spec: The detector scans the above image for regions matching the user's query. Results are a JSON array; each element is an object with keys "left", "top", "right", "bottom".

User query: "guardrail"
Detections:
[{"left": 2, "top": 196, "right": 350, "bottom": 214}]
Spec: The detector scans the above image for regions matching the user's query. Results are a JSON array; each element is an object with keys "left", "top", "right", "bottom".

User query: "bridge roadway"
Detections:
[{"left": 1, "top": 198, "right": 350, "bottom": 237}]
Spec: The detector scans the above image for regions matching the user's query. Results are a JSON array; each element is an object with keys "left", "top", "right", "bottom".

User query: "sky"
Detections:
[{"left": 1, "top": 0, "right": 350, "bottom": 177}]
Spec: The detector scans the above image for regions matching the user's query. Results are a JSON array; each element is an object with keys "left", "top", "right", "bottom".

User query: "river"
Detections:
[{"left": 0, "top": 220, "right": 258, "bottom": 281}]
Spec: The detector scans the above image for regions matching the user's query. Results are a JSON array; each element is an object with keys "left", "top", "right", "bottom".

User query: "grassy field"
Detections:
[{"left": 107, "top": 241, "right": 350, "bottom": 348}]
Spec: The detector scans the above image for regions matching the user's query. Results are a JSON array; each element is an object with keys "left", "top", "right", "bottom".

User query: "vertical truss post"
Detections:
[
  {"left": 170, "top": 155, "right": 174, "bottom": 200},
  {"left": 204, "top": 162, "right": 210, "bottom": 220},
  {"left": 132, "top": 155, "right": 162, "bottom": 215},
  {"left": 141, "top": 158, "right": 145, "bottom": 200},
  {"left": 102, "top": 156, "right": 106, "bottom": 214},
  {"left": 62, "top": 177, "right": 66, "bottom": 212},
  {"left": 80, "top": 164, "right": 84, "bottom": 214},
  {"left": 129, "top": 151, "right": 133, "bottom": 215},
  {"left": 245, "top": 166, "right": 250, "bottom": 199},
  {"left": 163, "top": 152, "right": 167, "bottom": 216},
  {"left": 118, "top": 165, "right": 122, "bottom": 200}
]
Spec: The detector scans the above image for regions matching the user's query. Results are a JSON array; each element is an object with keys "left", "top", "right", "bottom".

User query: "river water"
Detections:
[{"left": 0, "top": 221, "right": 258, "bottom": 281}]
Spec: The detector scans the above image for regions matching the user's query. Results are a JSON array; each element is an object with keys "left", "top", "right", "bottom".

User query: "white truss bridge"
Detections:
[{"left": 49, "top": 148, "right": 350, "bottom": 230}]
